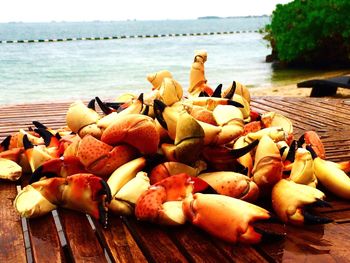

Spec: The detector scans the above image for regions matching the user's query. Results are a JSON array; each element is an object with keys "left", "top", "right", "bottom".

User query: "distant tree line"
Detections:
[{"left": 264, "top": 0, "right": 350, "bottom": 68}]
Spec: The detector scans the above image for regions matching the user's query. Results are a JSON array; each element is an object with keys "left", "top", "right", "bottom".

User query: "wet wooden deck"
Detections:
[{"left": 1, "top": 96, "right": 350, "bottom": 263}]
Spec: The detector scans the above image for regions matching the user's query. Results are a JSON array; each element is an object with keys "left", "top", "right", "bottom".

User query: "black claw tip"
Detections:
[
  {"left": 234, "top": 161, "right": 248, "bottom": 175},
  {"left": 137, "top": 93, "right": 144, "bottom": 103},
  {"left": 212, "top": 84, "right": 222, "bottom": 98},
  {"left": 199, "top": 91, "right": 210, "bottom": 97},
  {"left": 29, "top": 166, "right": 58, "bottom": 184},
  {"left": 98, "top": 203, "right": 109, "bottom": 228},
  {"left": 279, "top": 146, "right": 288, "bottom": 156},
  {"left": 141, "top": 105, "right": 149, "bottom": 116},
  {"left": 100, "top": 180, "right": 112, "bottom": 203},
  {"left": 0, "top": 135, "right": 11, "bottom": 150},
  {"left": 153, "top": 99, "right": 168, "bottom": 130},
  {"left": 105, "top": 102, "right": 123, "bottom": 110},
  {"left": 306, "top": 145, "right": 318, "bottom": 159},
  {"left": 23, "top": 134, "right": 34, "bottom": 149},
  {"left": 303, "top": 210, "right": 333, "bottom": 225},
  {"left": 87, "top": 99, "right": 96, "bottom": 110},
  {"left": 253, "top": 220, "right": 287, "bottom": 242},
  {"left": 32, "top": 121, "right": 47, "bottom": 129},
  {"left": 95, "top": 96, "right": 113, "bottom": 115},
  {"left": 227, "top": 100, "right": 244, "bottom": 108},
  {"left": 34, "top": 128, "right": 53, "bottom": 147},
  {"left": 298, "top": 134, "right": 305, "bottom": 148},
  {"left": 312, "top": 198, "right": 332, "bottom": 208},
  {"left": 224, "top": 81, "right": 236, "bottom": 99},
  {"left": 285, "top": 140, "right": 297, "bottom": 163},
  {"left": 230, "top": 139, "right": 259, "bottom": 158}
]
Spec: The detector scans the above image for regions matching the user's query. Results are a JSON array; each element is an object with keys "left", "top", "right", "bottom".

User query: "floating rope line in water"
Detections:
[{"left": 0, "top": 30, "right": 260, "bottom": 44}]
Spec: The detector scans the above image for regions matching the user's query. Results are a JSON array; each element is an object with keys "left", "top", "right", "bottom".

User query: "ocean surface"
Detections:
[{"left": 0, "top": 18, "right": 345, "bottom": 105}]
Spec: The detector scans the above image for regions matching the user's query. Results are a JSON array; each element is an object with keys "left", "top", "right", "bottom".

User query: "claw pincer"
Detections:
[
  {"left": 14, "top": 173, "right": 111, "bottom": 224},
  {"left": 272, "top": 179, "right": 332, "bottom": 225},
  {"left": 182, "top": 193, "right": 271, "bottom": 244},
  {"left": 135, "top": 173, "right": 194, "bottom": 225}
]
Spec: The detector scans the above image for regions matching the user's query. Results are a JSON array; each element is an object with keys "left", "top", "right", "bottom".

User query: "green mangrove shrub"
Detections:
[{"left": 265, "top": 0, "right": 350, "bottom": 67}]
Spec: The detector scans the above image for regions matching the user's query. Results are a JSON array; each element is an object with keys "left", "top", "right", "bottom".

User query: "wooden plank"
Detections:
[
  {"left": 58, "top": 209, "right": 107, "bottom": 262},
  {"left": 167, "top": 224, "right": 233, "bottom": 262},
  {"left": 258, "top": 223, "right": 350, "bottom": 262},
  {"left": 19, "top": 174, "right": 65, "bottom": 263},
  {"left": 124, "top": 218, "right": 188, "bottom": 262},
  {"left": 0, "top": 181, "right": 27, "bottom": 263},
  {"left": 27, "top": 214, "right": 65, "bottom": 263},
  {"left": 94, "top": 216, "right": 147, "bottom": 263}
]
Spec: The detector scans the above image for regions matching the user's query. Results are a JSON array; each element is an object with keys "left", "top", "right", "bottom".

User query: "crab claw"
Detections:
[
  {"left": 186, "top": 105, "right": 217, "bottom": 125},
  {"left": 0, "top": 147, "right": 23, "bottom": 163},
  {"left": 34, "top": 128, "right": 60, "bottom": 148},
  {"left": 161, "top": 111, "right": 204, "bottom": 164},
  {"left": 109, "top": 171, "right": 150, "bottom": 215},
  {"left": 183, "top": 193, "right": 271, "bottom": 244},
  {"left": 30, "top": 156, "right": 87, "bottom": 183},
  {"left": 309, "top": 145, "right": 350, "bottom": 200},
  {"left": 33, "top": 128, "right": 60, "bottom": 158},
  {"left": 66, "top": 100, "right": 102, "bottom": 138},
  {"left": 147, "top": 70, "right": 173, "bottom": 90},
  {"left": 231, "top": 137, "right": 258, "bottom": 176},
  {"left": 135, "top": 173, "right": 194, "bottom": 225},
  {"left": 298, "top": 131, "right": 326, "bottom": 159},
  {"left": 252, "top": 135, "right": 283, "bottom": 193},
  {"left": 245, "top": 127, "right": 287, "bottom": 144},
  {"left": 158, "top": 77, "right": 183, "bottom": 106},
  {"left": 261, "top": 112, "right": 293, "bottom": 138},
  {"left": 76, "top": 135, "right": 138, "bottom": 178},
  {"left": 14, "top": 173, "right": 111, "bottom": 225},
  {"left": 101, "top": 114, "right": 160, "bottom": 155},
  {"left": 289, "top": 148, "right": 317, "bottom": 187},
  {"left": 272, "top": 179, "right": 332, "bottom": 225},
  {"left": 23, "top": 134, "right": 53, "bottom": 172},
  {"left": 0, "top": 158, "right": 22, "bottom": 181},
  {"left": 199, "top": 104, "right": 244, "bottom": 145},
  {"left": 198, "top": 172, "right": 259, "bottom": 202},
  {"left": 97, "top": 94, "right": 147, "bottom": 129},
  {"left": 188, "top": 50, "right": 213, "bottom": 97}
]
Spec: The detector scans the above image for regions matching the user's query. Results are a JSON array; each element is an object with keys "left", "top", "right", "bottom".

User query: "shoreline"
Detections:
[
  {"left": 250, "top": 84, "right": 350, "bottom": 98},
  {"left": 250, "top": 71, "right": 350, "bottom": 98}
]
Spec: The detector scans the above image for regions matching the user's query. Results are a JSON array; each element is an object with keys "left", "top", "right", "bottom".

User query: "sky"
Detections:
[{"left": 0, "top": 0, "right": 293, "bottom": 23}]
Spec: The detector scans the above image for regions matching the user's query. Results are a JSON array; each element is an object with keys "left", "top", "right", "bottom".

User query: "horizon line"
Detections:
[{"left": 0, "top": 15, "right": 271, "bottom": 24}]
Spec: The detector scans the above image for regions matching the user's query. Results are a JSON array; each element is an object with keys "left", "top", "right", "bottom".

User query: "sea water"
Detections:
[{"left": 0, "top": 17, "right": 343, "bottom": 105}]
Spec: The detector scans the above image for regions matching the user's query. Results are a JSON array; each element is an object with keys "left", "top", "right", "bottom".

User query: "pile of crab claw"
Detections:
[{"left": 1, "top": 50, "right": 350, "bottom": 245}]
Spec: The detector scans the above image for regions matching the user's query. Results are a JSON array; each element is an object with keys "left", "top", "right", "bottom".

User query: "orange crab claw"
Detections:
[
  {"left": 76, "top": 135, "right": 138, "bottom": 179},
  {"left": 299, "top": 131, "right": 326, "bottom": 159},
  {"left": 272, "top": 179, "right": 332, "bottom": 225},
  {"left": 182, "top": 193, "right": 271, "bottom": 244},
  {"left": 15, "top": 173, "right": 111, "bottom": 225},
  {"left": 252, "top": 135, "right": 283, "bottom": 193},
  {"left": 101, "top": 114, "right": 160, "bottom": 155},
  {"left": 135, "top": 173, "right": 194, "bottom": 225},
  {"left": 0, "top": 147, "right": 23, "bottom": 163},
  {"left": 30, "top": 156, "right": 87, "bottom": 183},
  {"left": 198, "top": 172, "right": 259, "bottom": 202},
  {"left": 23, "top": 134, "right": 53, "bottom": 172},
  {"left": 34, "top": 128, "right": 60, "bottom": 149}
]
